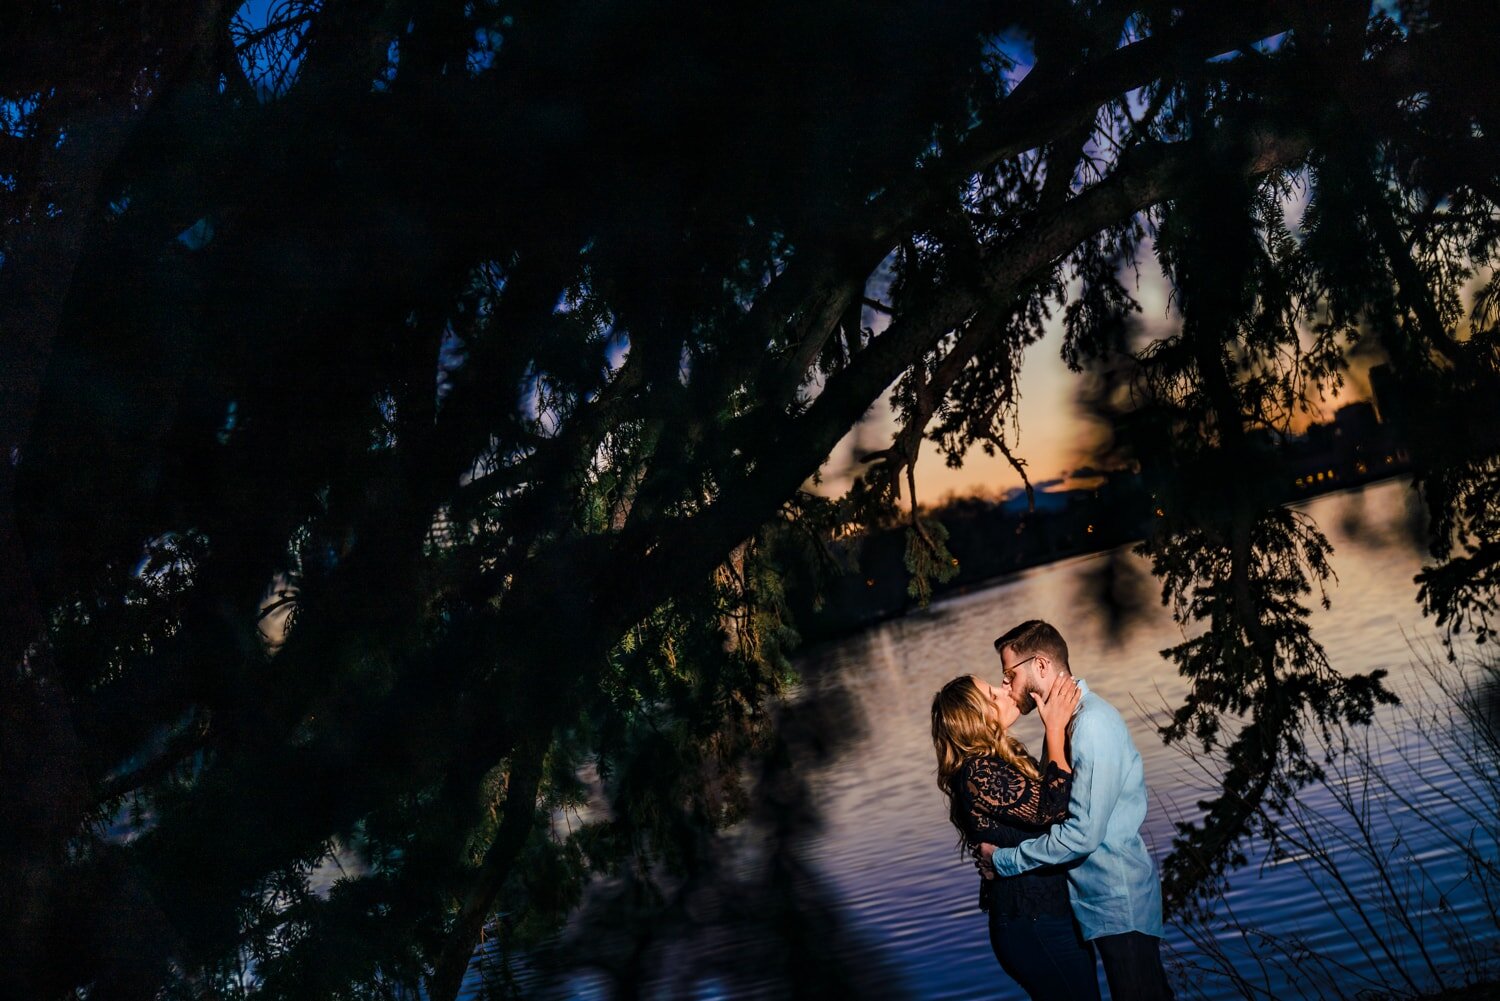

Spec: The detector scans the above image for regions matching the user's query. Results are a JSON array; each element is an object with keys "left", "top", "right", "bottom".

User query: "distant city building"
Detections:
[
  {"left": 795, "top": 393, "right": 1414, "bottom": 639},
  {"left": 1335, "top": 401, "right": 1379, "bottom": 439},
  {"left": 1288, "top": 398, "right": 1407, "bottom": 493}
]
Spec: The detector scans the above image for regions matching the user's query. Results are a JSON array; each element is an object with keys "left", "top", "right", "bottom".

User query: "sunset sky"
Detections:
[
  {"left": 811, "top": 231, "right": 1389, "bottom": 505},
  {"left": 801, "top": 31, "right": 1362, "bottom": 507}
]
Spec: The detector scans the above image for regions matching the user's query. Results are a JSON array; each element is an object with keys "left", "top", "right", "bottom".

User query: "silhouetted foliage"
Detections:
[{"left": 3, "top": 1, "right": 1500, "bottom": 997}]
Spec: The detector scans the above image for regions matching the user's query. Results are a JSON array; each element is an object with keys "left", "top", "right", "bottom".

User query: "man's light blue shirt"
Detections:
[{"left": 990, "top": 678, "right": 1164, "bottom": 940}]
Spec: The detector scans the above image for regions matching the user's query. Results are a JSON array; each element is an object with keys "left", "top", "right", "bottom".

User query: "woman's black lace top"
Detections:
[{"left": 955, "top": 756, "right": 1074, "bottom": 918}]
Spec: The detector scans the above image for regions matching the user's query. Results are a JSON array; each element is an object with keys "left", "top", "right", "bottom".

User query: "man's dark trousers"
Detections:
[{"left": 1094, "top": 931, "right": 1174, "bottom": 1000}]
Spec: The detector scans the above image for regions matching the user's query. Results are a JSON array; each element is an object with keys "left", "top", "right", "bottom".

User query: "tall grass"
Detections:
[{"left": 1158, "top": 643, "right": 1500, "bottom": 1000}]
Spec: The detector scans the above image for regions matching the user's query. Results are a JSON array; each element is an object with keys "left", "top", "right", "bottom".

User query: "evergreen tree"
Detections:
[{"left": 3, "top": 2, "right": 1499, "bottom": 996}]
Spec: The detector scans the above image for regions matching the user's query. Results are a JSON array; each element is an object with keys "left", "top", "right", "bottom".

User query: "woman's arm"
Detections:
[{"left": 1036, "top": 674, "right": 1081, "bottom": 774}]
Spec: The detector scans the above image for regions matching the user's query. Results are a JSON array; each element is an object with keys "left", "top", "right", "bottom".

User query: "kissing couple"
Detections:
[{"left": 931, "top": 619, "right": 1174, "bottom": 1000}]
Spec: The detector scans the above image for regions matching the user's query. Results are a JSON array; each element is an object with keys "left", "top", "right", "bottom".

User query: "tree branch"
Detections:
[
  {"left": 95, "top": 724, "right": 211, "bottom": 804},
  {"left": 1363, "top": 181, "right": 1466, "bottom": 367},
  {"left": 450, "top": 347, "right": 645, "bottom": 516},
  {"left": 230, "top": 11, "right": 316, "bottom": 53},
  {"left": 739, "top": 7, "right": 1296, "bottom": 405},
  {"left": 622, "top": 125, "right": 1317, "bottom": 616},
  {"left": 427, "top": 736, "right": 548, "bottom": 1001}
]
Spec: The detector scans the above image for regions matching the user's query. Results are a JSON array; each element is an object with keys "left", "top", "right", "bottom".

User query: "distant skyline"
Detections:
[{"left": 811, "top": 233, "right": 1389, "bottom": 505}]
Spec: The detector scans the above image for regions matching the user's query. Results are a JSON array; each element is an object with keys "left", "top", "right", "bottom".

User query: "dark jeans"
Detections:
[
  {"left": 1094, "top": 930, "right": 1175, "bottom": 1000},
  {"left": 988, "top": 912, "right": 1101, "bottom": 1001}
]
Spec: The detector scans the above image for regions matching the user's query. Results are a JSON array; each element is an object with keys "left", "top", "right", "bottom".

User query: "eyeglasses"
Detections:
[{"left": 1001, "top": 654, "right": 1039, "bottom": 684}]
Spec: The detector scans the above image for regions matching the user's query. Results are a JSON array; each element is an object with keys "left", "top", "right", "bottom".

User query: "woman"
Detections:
[{"left": 931, "top": 673, "right": 1097, "bottom": 1001}]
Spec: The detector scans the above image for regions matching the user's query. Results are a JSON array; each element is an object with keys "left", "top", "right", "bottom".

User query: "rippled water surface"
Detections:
[{"left": 485, "top": 479, "right": 1500, "bottom": 999}]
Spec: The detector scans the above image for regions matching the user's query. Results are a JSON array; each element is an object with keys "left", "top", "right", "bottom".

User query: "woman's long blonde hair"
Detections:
[{"left": 931, "top": 675, "right": 1040, "bottom": 840}]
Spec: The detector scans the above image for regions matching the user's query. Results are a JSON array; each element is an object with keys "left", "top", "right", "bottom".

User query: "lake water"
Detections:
[
  {"left": 487, "top": 478, "right": 1500, "bottom": 999},
  {"left": 776, "top": 477, "right": 1499, "bottom": 999}
]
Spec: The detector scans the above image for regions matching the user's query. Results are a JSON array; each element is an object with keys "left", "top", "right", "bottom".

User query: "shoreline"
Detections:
[{"left": 795, "top": 472, "right": 1417, "bottom": 655}]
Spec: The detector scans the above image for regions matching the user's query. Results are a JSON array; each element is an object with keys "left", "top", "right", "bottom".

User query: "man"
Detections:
[{"left": 979, "top": 619, "right": 1174, "bottom": 1001}]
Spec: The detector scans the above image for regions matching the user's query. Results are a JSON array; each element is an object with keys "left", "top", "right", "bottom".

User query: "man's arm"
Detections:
[{"left": 986, "top": 709, "right": 1126, "bottom": 877}]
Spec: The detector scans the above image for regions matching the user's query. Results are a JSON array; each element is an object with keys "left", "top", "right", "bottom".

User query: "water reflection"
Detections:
[
  {"left": 786, "top": 479, "right": 1491, "bottom": 1000},
  {"left": 1072, "top": 547, "right": 1155, "bottom": 647},
  {"left": 519, "top": 686, "right": 914, "bottom": 1001},
  {"left": 512, "top": 480, "right": 1496, "bottom": 999}
]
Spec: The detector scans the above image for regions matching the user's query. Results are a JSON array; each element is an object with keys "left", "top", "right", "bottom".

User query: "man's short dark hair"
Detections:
[{"left": 993, "top": 619, "right": 1070, "bottom": 671}]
